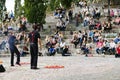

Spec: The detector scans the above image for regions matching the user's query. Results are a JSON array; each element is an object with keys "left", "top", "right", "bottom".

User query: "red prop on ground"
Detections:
[
  {"left": 45, "top": 65, "right": 64, "bottom": 69},
  {"left": 0, "top": 60, "right": 3, "bottom": 64},
  {"left": 20, "top": 62, "right": 30, "bottom": 65}
]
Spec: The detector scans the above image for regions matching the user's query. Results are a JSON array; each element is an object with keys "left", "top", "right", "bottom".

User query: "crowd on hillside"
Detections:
[
  {"left": 46, "top": 1, "right": 120, "bottom": 57},
  {"left": 0, "top": 1, "right": 120, "bottom": 58}
]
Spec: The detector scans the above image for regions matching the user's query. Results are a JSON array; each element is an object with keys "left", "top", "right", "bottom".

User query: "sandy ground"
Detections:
[{"left": 0, "top": 55, "right": 120, "bottom": 80}]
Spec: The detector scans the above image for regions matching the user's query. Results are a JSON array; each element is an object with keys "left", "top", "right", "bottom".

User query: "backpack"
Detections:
[{"left": 0, "top": 64, "right": 6, "bottom": 72}]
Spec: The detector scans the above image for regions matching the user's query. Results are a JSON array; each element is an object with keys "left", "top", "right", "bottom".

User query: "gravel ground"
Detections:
[{"left": 0, "top": 55, "right": 120, "bottom": 80}]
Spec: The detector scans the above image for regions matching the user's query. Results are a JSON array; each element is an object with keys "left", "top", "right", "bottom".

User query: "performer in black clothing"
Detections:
[{"left": 27, "top": 25, "right": 42, "bottom": 69}]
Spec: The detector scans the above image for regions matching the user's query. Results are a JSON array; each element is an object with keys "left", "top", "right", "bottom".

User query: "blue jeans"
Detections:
[
  {"left": 83, "top": 20, "right": 89, "bottom": 27},
  {"left": 96, "top": 48, "right": 103, "bottom": 54}
]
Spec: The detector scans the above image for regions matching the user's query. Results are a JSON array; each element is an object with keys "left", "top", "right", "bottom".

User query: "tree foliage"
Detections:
[
  {"left": 24, "top": 0, "right": 74, "bottom": 23},
  {"left": 24, "top": 0, "right": 47, "bottom": 24},
  {"left": 49, "top": 0, "right": 73, "bottom": 11},
  {"left": 14, "top": 0, "right": 21, "bottom": 18},
  {"left": 60, "top": 0, "right": 73, "bottom": 9},
  {"left": 49, "top": 0, "right": 58, "bottom": 11},
  {"left": 0, "top": 0, "right": 6, "bottom": 20}
]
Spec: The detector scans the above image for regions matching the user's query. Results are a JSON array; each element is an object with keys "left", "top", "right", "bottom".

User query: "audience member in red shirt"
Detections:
[{"left": 115, "top": 43, "right": 120, "bottom": 58}]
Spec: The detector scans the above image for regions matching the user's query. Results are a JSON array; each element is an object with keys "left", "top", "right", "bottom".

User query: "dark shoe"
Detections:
[
  {"left": 16, "top": 63, "right": 21, "bottom": 66},
  {"left": 31, "top": 67, "right": 39, "bottom": 70},
  {"left": 11, "top": 65, "right": 14, "bottom": 66},
  {"left": 85, "top": 54, "right": 88, "bottom": 57},
  {"left": 34, "top": 67, "right": 40, "bottom": 69}
]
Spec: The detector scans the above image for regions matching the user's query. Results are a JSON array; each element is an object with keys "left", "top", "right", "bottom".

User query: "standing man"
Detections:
[
  {"left": 27, "top": 24, "right": 42, "bottom": 69},
  {"left": 8, "top": 31, "right": 21, "bottom": 66}
]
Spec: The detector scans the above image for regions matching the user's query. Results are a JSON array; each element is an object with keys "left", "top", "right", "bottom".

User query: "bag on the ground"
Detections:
[
  {"left": 0, "top": 64, "right": 6, "bottom": 72},
  {"left": 23, "top": 46, "right": 29, "bottom": 51}
]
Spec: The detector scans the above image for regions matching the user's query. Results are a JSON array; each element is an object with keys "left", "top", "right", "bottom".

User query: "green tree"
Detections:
[
  {"left": 24, "top": 0, "right": 47, "bottom": 24},
  {"left": 14, "top": 0, "right": 21, "bottom": 18},
  {"left": 49, "top": 0, "right": 74, "bottom": 11},
  {"left": 0, "top": 0, "right": 6, "bottom": 21},
  {"left": 49, "top": 0, "right": 60, "bottom": 11},
  {"left": 61, "top": 0, "right": 73, "bottom": 9}
]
